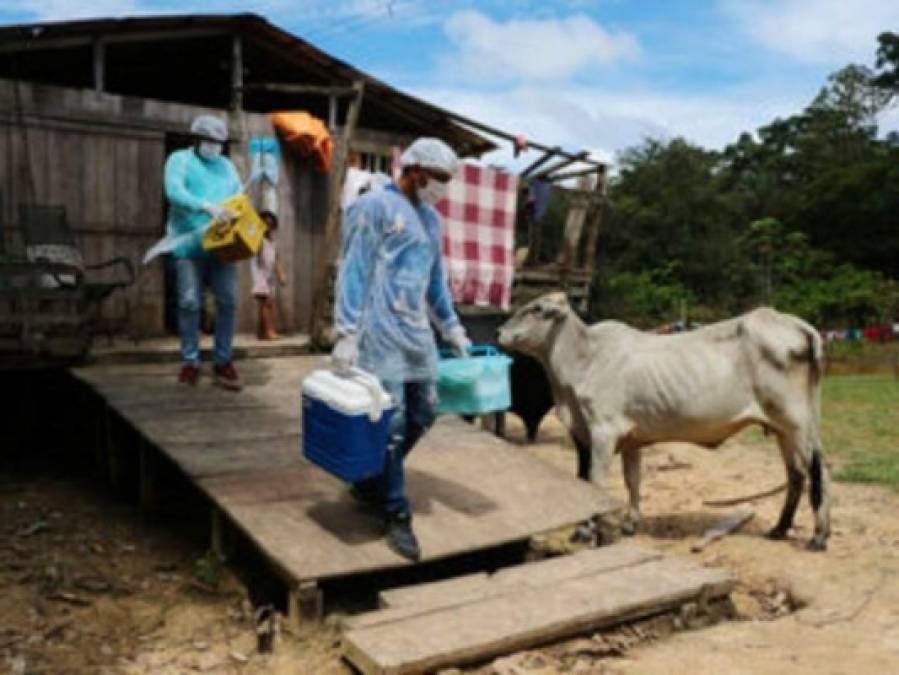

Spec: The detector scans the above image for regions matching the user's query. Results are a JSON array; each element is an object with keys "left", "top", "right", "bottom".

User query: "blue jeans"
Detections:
[
  {"left": 175, "top": 257, "right": 237, "bottom": 366},
  {"left": 355, "top": 380, "right": 437, "bottom": 516}
]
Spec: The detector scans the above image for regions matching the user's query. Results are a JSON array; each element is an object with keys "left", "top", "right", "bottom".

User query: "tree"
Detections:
[
  {"left": 809, "top": 64, "right": 891, "bottom": 135},
  {"left": 872, "top": 31, "right": 899, "bottom": 101},
  {"left": 738, "top": 218, "right": 811, "bottom": 302},
  {"left": 601, "top": 138, "right": 737, "bottom": 307},
  {"left": 593, "top": 35, "right": 899, "bottom": 327}
]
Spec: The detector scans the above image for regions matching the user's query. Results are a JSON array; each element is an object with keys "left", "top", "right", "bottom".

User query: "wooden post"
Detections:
[
  {"left": 582, "top": 169, "right": 606, "bottom": 278},
  {"left": 328, "top": 95, "right": 337, "bottom": 132},
  {"left": 309, "top": 80, "right": 365, "bottom": 345},
  {"left": 104, "top": 407, "right": 125, "bottom": 492},
  {"left": 92, "top": 39, "right": 105, "bottom": 94},
  {"left": 210, "top": 508, "right": 236, "bottom": 560},
  {"left": 493, "top": 411, "right": 506, "bottom": 439},
  {"left": 138, "top": 441, "right": 158, "bottom": 512},
  {"left": 289, "top": 581, "right": 324, "bottom": 624},
  {"left": 94, "top": 405, "right": 108, "bottom": 478},
  {"left": 231, "top": 34, "right": 243, "bottom": 111}
]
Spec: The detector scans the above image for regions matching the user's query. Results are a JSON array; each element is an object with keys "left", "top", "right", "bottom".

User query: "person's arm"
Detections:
[
  {"left": 334, "top": 199, "right": 382, "bottom": 337},
  {"left": 164, "top": 151, "right": 208, "bottom": 213},
  {"left": 426, "top": 222, "right": 462, "bottom": 338}
]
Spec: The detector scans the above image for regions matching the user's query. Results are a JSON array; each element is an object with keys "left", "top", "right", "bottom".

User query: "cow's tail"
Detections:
[{"left": 802, "top": 322, "right": 824, "bottom": 430}]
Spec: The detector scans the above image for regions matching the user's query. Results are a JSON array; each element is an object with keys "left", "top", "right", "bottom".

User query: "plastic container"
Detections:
[
  {"left": 202, "top": 193, "right": 267, "bottom": 262},
  {"left": 436, "top": 345, "right": 512, "bottom": 416}
]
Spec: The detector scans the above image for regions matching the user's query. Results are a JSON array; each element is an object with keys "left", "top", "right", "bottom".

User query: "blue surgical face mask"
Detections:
[{"left": 198, "top": 141, "right": 223, "bottom": 160}]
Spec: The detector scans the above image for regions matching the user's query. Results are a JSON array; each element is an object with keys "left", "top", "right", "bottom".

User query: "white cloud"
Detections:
[
  {"left": 0, "top": 0, "right": 412, "bottom": 26},
  {"left": 1, "top": 0, "right": 146, "bottom": 21},
  {"left": 724, "top": 0, "right": 899, "bottom": 64},
  {"left": 440, "top": 9, "right": 640, "bottom": 83},
  {"left": 415, "top": 82, "right": 817, "bottom": 171}
]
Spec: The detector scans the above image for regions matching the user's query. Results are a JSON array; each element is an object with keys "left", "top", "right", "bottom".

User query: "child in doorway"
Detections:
[{"left": 250, "top": 211, "right": 286, "bottom": 339}]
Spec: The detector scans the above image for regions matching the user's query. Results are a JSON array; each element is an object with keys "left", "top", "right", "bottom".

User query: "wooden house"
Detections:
[{"left": 0, "top": 13, "right": 495, "bottom": 339}]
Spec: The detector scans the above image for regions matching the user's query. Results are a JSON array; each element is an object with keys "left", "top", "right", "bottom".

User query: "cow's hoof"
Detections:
[
  {"left": 807, "top": 536, "right": 827, "bottom": 552},
  {"left": 766, "top": 526, "right": 789, "bottom": 541},
  {"left": 620, "top": 520, "right": 637, "bottom": 537}
]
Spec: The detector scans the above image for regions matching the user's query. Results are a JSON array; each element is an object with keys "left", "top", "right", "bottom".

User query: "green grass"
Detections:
[{"left": 822, "top": 375, "right": 899, "bottom": 491}]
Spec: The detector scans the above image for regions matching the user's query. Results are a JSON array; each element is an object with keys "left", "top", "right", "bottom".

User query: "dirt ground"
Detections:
[{"left": 2, "top": 413, "right": 898, "bottom": 674}]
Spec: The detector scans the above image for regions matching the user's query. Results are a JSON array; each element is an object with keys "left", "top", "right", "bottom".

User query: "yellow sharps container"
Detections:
[{"left": 202, "top": 194, "right": 267, "bottom": 262}]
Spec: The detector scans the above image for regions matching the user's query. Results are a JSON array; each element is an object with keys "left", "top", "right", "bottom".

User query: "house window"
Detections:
[{"left": 358, "top": 151, "right": 392, "bottom": 175}]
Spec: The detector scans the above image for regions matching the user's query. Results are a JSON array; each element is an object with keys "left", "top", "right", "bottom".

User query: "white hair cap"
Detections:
[
  {"left": 400, "top": 137, "right": 459, "bottom": 174},
  {"left": 190, "top": 115, "right": 228, "bottom": 142}
]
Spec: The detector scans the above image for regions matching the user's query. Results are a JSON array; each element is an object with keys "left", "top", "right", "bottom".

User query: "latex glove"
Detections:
[
  {"left": 331, "top": 333, "right": 359, "bottom": 374},
  {"left": 446, "top": 326, "right": 471, "bottom": 358},
  {"left": 202, "top": 202, "right": 235, "bottom": 223}
]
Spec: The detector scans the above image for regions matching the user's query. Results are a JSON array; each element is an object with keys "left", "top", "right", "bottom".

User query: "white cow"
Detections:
[{"left": 498, "top": 292, "right": 831, "bottom": 551}]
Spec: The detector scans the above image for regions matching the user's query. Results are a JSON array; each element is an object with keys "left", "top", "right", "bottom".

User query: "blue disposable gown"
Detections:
[
  {"left": 164, "top": 148, "right": 241, "bottom": 259},
  {"left": 334, "top": 185, "right": 462, "bottom": 383}
]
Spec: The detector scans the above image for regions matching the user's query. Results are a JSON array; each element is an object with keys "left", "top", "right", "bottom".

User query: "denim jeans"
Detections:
[
  {"left": 355, "top": 380, "right": 437, "bottom": 516},
  {"left": 175, "top": 256, "right": 237, "bottom": 366}
]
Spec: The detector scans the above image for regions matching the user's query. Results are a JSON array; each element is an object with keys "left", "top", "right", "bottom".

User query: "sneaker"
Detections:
[
  {"left": 178, "top": 364, "right": 199, "bottom": 386},
  {"left": 385, "top": 512, "right": 420, "bottom": 562},
  {"left": 214, "top": 362, "right": 242, "bottom": 391}
]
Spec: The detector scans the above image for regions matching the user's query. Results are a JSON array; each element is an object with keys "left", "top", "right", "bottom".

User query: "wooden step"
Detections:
[
  {"left": 348, "top": 543, "right": 662, "bottom": 631},
  {"left": 343, "top": 546, "right": 734, "bottom": 675}
]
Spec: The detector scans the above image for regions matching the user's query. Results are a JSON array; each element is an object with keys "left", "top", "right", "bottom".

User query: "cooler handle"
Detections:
[
  {"left": 440, "top": 344, "right": 500, "bottom": 359},
  {"left": 340, "top": 367, "right": 389, "bottom": 422}
]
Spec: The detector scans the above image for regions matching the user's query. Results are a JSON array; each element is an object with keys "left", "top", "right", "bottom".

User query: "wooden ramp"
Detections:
[
  {"left": 89, "top": 333, "right": 311, "bottom": 365},
  {"left": 343, "top": 543, "right": 735, "bottom": 674},
  {"left": 71, "top": 356, "right": 618, "bottom": 611}
]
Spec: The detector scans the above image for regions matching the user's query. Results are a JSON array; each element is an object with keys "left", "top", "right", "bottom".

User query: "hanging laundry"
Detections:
[
  {"left": 249, "top": 136, "right": 280, "bottom": 185},
  {"left": 270, "top": 111, "right": 333, "bottom": 172},
  {"left": 248, "top": 135, "right": 280, "bottom": 218},
  {"left": 528, "top": 178, "right": 552, "bottom": 223},
  {"left": 435, "top": 162, "right": 518, "bottom": 310}
]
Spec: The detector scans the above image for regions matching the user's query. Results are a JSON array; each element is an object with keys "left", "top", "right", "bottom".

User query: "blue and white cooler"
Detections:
[{"left": 301, "top": 368, "right": 395, "bottom": 482}]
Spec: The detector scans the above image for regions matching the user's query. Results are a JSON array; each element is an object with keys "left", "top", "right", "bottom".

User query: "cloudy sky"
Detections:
[{"left": 2, "top": 0, "right": 897, "bottom": 167}]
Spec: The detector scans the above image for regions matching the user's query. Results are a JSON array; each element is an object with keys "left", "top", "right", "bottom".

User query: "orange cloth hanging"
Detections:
[{"left": 270, "top": 111, "right": 333, "bottom": 173}]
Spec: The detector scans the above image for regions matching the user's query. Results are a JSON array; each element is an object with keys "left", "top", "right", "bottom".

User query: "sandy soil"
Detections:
[
  {"left": 2, "top": 413, "right": 897, "bottom": 674},
  {"left": 508, "top": 415, "right": 899, "bottom": 675}
]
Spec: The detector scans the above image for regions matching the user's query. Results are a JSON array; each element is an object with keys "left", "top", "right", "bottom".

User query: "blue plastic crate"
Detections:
[
  {"left": 437, "top": 345, "right": 512, "bottom": 416},
  {"left": 301, "top": 369, "right": 395, "bottom": 483}
]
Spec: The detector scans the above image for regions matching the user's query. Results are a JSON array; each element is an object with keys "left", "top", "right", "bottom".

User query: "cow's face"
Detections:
[{"left": 498, "top": 292, "right": 570, "bottom": 356}]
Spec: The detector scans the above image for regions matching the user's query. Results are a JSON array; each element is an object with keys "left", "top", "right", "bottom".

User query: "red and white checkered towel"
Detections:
[{"left": 436, "top": 163, "right": 518, "bottom": 310}]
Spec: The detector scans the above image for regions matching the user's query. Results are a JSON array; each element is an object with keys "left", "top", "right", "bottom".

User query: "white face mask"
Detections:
[
  {"left": 417, "top": 179, "right": 448, "bottom": 205},
  {"left": 198, "top": 141, "right": 223, "bottom": 160}
]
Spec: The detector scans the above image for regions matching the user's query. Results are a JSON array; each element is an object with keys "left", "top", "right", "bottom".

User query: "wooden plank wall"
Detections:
[
  {"left": 239, "top": 114, "right": 329, "bottom": 334},
  {"left": 0, "top": 78, "right": 331, "bottom": 338}
]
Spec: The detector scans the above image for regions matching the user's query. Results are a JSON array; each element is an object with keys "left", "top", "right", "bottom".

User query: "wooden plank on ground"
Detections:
[
  {"left": 344, "top": 555, "right": 735, "bottom": 675},
  {"left": 379, "top": 571, "right": 489, "bottom": 610},
  {"left": 353, "top": 544, "right": 661, "bottom": 631}
]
